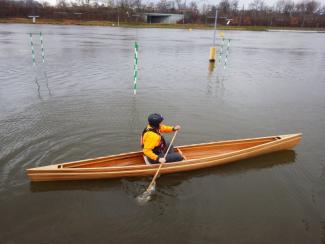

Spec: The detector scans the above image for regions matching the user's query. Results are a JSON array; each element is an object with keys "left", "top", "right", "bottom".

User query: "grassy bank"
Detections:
[{"left": 1, "top": 18, "right": 325, "bottom": 32}]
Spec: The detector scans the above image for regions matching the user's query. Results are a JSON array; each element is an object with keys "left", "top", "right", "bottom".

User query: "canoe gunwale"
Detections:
[{"left": 35, "top": 134, "right": 288, "bottom": 170}]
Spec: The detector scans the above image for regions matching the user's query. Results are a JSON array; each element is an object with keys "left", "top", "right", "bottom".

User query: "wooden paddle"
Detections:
[{"left": 141, "top": 130, "right": 178, "bottom": 197}]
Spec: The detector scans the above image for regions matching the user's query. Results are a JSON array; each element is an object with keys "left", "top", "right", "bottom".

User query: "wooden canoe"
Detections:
[{"left": 26, "top": 133, "right": 302, "bottom": 182}]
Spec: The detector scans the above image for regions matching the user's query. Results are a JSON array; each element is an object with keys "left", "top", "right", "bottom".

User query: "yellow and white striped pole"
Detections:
[{"left": 209, "top": 8, "right": 218, "bottom": 63}]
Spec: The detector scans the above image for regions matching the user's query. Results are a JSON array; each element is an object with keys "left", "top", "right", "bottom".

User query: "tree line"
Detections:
[{"left": 1, "top": 0, "right": 325, "bottom": 27}]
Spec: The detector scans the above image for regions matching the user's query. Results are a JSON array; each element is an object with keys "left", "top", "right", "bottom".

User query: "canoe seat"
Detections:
[
  {"left": 177, "top": 148, "right": 187, "bottom": 160},
  {"left": 143, "top": 149, "right": 186, "bottom": 165},
  {"left": 143, "top": 156, "right": 152, "bottom": 165}
]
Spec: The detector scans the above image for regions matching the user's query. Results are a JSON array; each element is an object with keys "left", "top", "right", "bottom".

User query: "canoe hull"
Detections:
[{"left": 27, "top": 133, "right": 302, "bottom": 182}]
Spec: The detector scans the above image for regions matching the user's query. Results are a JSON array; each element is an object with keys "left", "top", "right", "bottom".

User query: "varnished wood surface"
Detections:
[{"left": 26, "top": 133, "right": 302, "bottom": 181}]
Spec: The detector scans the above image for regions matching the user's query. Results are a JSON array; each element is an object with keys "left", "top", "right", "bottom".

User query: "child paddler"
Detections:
[{"left": 141, "top": 113, "right": 183, "bottom": 164}]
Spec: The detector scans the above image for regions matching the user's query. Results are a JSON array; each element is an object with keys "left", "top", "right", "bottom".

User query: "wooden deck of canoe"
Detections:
[{"left": 26, "top": 133, "right": 302, "bottom": 182}]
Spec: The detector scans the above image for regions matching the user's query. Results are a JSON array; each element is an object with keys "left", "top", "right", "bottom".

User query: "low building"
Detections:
[{"left": 143, "top": 13, "right": 184, "bottom": 24}]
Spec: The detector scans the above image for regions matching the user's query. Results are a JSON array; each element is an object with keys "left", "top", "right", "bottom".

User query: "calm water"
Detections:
[{"left": 0, "top": 24, "right": 325, "bottom": 244}]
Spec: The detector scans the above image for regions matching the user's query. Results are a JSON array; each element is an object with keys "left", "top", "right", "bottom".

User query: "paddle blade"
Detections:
[{"left": 136, "top": 182, "right": 156, "bottom": 205}]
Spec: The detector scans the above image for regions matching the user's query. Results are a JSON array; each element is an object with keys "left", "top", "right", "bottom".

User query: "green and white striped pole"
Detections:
[
  {"left": 133, "top": 42, "right": 139, "bottom": 95},
  {"left": 29, "top": 33, "right": 36, "bottom": 66},
  {"left": 224, "top": 39, "right": 231, "bottom": 69},
  {"left": 39, "top": 31, "right": 50, "bottom": 92},
  {"left": 39, "top": 32, "right": 45, "bottom": 63},
  {"left": 218, "top": 36, "right": 225, "bottom": 64}
]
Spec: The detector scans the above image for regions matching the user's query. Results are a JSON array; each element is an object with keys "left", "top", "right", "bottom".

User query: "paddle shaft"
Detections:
[{"left": 145, "top": 130, "right": 178, "bottom": 192}]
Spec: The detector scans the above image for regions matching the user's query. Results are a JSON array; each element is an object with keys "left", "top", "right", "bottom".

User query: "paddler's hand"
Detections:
[
  {"left": 174, "top": 125, "right": 181, "bottom": 131},
  {"left": 158, "top": 158, "right": 166, "bottom": 164}
]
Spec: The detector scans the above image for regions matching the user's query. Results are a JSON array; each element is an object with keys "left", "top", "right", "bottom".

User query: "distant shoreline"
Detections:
[{"left": 1, "top": 18, "right": 325, "bottom": 32}]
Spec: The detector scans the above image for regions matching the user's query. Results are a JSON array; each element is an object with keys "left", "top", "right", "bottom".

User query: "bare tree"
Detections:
[
  {"left": 283, "top": 0, "right": 294, "bottom": 15},
  {"left": 156, "top": 0, "right": 169, "bottom": 12},
  {"left": 231, "top": 0, "right": 238, "bottom": 12},
  {"left": 306, "top": 0, "right": 320, "bottom": 14},
  {"left": 276, "top": 0, "right": 286, "bottom": 13},
  {"left": 56, "top": 0, "right": 68, "bottom": 8},
  {"left": 219, "top": 0, "right": 230, "bottom": 14},
  {"left": 249, "top": 0, "right": 265, "bottom": 11},
  {"left": 131, "top": 0, "right": 142, "bottom": 10},
  {"left": 174, "top": 0, "right": 182, "bottom": 10}
]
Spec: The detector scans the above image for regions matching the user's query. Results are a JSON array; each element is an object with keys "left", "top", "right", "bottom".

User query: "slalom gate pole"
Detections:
[
  {"left": 29, "top": 33, "right": 36, "bottom": 66},
  {"left": 224, "top": 39, "right": 231, "bottom": 69},
  {"left": 39, "top": 32, "right": 45, "bottom": 63},
  {"left": 133, "top": 42, "right": 139, "bottom": 95}
]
